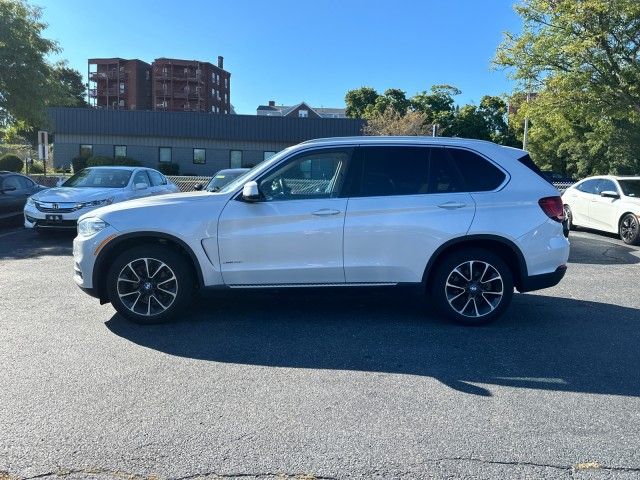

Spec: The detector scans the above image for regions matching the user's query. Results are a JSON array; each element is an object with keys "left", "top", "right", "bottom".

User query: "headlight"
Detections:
[
  {"left": 77, "top": 218, "right": 109, "bottom": 237},
  {"left": 79, "top": 197, "right": 114, "bottom": 209},
  {"left": 26, "top": 197, "right": 36, "bottom": 207}
]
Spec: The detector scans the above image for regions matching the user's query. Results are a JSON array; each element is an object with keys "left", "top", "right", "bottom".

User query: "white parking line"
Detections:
[{"left": 0, "top": 228, "right": 26, "bottom": 240}]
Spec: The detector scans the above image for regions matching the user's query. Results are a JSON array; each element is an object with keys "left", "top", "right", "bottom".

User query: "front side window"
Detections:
[
  {"left": 230, "top": 150, "right": 242, "bottom": 168},
  {"left": 193, "top": 148, "right": 206, "bottom": 164},
  {"left": 132, "top": 170, "right": 150, "bottom": 187},
  {"left": 618, "top": 180, "right": 640, "bottom": 197},
  {"left": 577, "top": 179, "right": 600, "bottom": 194},
  {"left": 114, "top": 145, "right": 127, "bottom": 158},
  {"left": 2, "top": 175, "right": 26, "bottom": 191},
  {"left": 63, "top": 168, "right": 132, "bottom": 188},
  {"left": 596, "top": 179, "right": 618, "bottom": 194},
  {"left": 258, "top": 149, "right": 351, "bottom": 201},
  {"left": 159, "top": 147, "right": 172, "bottom": 163},
  {"left": 447, "top": 148, "right": 506, "bottom": 191},
  {"left": 79, "top": 144, "right": 93, "bottom": 158}
]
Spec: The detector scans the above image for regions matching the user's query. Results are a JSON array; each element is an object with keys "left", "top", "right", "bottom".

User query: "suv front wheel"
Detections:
[
  {"left": 431, "top": 248, "right": 514, "bottom": 326},
  {"left": 107, "top": 245, "right": 194, "bottom": 324}
]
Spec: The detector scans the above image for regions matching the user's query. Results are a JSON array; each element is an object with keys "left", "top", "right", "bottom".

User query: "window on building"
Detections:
[
  {"left": 193, "top": 148, "right": 206, "bottom": 164},
  {"left": 119, "top": 82, "right": 125, "bottom": 94},
  {"left": 263, "top": 151, "right": 276, "bottom": 161},
  {"left": 114, "top": 145, "right": 127, "bottom": 158},
  {"left": 298, "top": 109, "right": 308, "bottom": 118},
  {"left": 159, "top": 147, "right": 172, "bottom": 163},
  {"left": 230, "top": 150, "right": 243, "bottom": 168},
  {"left": 225, "top": 77, "right": 228, "bottom": 88},
  {"left": 79, "top": 144, "right": 93, "bottom": 158}
]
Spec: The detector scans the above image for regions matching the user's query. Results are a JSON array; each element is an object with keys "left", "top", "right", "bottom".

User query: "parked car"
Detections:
[
  {"left": 0, "top": 171, "right": 47, "bottom": 223},
  {"left": 73, "top": 137, "right": 569, "bottom": 326},
  {"left": 194, "top": 168, "right": 250, "bottom": 192},
  {"left": 562, "top": 175, "right": 640, "bottom": 245},
  {"left": 24, "top": 166, "right": 179, "bottom": 231}
]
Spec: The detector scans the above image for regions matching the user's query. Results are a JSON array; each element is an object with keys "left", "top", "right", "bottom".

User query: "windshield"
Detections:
[
  {"left": 217, "top": 147, "right": 296, "bottom": 194},
  {"left": 207, "top": 170, "right": 248, "bottom": 191},
  {"left": 63, "top": 168, "right": 132, "bottom": 188},
  {"left": 618, "top": 179, "right": 640, "bottom": 197}
]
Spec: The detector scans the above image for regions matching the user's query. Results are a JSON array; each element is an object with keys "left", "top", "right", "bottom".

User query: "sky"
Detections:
[{"left": 37, "top": 0, "right": 522, "bottom": 115}]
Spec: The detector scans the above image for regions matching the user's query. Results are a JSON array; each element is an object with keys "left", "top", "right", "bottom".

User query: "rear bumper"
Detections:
[{"left": 519, "top": 265, "right": 567, "bottom": 293}]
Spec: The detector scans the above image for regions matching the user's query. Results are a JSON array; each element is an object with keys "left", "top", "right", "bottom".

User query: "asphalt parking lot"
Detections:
[{"left": 1, "top": 225, "right": 640, "bottom": 479}]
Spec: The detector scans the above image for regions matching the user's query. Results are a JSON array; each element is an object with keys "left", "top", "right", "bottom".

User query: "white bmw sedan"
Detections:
[
  {"left": 562, "top": 175, "right": 640, "bottom": 245},
  {"left": 24, "top": 166, "right": 179, "bottom": 232}
]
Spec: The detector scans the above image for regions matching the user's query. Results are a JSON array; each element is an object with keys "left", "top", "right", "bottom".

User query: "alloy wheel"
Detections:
[
  {"left": 116, "top": 257, "right": 178, "bottom": 316},
  {"left": 445, "top": 260, "right": 504, "bottom": 318},
  {"left": 620, "top": 215, "right": 639, "bottom": 243}
]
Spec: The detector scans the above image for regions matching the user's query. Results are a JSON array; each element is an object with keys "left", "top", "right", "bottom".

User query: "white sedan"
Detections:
[
  {"left": 24, "top": 166, "right": 179, "bottom": 232},
  {"left": 562, "top": 175, "right": 640, "bottom": 245}
]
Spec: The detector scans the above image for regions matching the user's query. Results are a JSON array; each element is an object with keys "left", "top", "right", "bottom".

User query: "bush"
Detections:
[
  {"left": 0, "top": 153, "right": 24, "bottom": 172},
  {"left": 157, "top": 163, "right": 179, "bottom": 175},
  {"left": 72, "top": 156, "right": 88, "bottom": 173},
  {"left": 86, "top": 156, "right": 140, "bottom": 167},
  {"left": 28, "top": 160, "right": 45, "bottom": 174}
]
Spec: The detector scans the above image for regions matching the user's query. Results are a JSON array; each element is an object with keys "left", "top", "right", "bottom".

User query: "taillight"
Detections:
[{"left": 538, "top": 196, "right": 565, "bottom": 222}]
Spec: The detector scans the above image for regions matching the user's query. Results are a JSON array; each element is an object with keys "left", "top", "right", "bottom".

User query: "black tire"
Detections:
[
  {"left": 107, "top": 245, "right": 195, "bottom": 324},
  {"left": 619, "top": 213, "right": 640, "bottom": 246},
  {"left": 430, "top": 248, "right": 514, "bottom": 326},
  {"left": 564, "top": 205, "right": 574, "bottom": 231}
]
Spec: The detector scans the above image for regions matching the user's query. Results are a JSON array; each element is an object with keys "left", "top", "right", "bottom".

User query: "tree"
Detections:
[
  {"left": 0, "top": 0, "right": 58, "bottom": 127},
  {"left": 363, "top": 108, "right": 431, "bottom": 136},
  {"left": 411, "top": 85, "right": 460, "bottom": 135},
  {"left": 494, "top": 0, "right": 640, "bottom": 175},
  {"left": 345, "top": 87, "right": 379, "bottom": 118},
  {"left": 49, "top": 61, "right": 88, "bottom": 107}
]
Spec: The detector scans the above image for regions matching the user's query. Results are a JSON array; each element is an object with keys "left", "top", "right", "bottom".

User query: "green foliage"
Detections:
[
  {"left": 86, "top": 156, "right": 140, "bottom": 167},
  {"left": 157, "top": 163, "right": 179, "bottom": 175},
  {"left": 495, "top": 0, "right": 640, "bottom": 175},
  {"left": 363, "top": 109, "right": 431, "bottom": 136},
  {"left": 71, "top": 156, "right": 87, "bottom": 173},
  {"left": 0, "top": 1, "right": 86, "bottom": 135},
  {"left": 345, "top": 87, "right": 379, "bottom": 118},
  {"left": 0, "top": 153, "right": 24, "bottom": 172},
  {"left": 27, "top": 159, "right": 44, "bottom": 173}
]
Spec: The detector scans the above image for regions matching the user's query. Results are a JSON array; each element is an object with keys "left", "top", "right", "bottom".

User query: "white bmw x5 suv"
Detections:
[{"left": 73, "top": 137, "right": 569, "bottom": 325}]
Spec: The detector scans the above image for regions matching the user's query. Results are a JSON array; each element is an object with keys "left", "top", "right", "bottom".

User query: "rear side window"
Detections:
[
  {"left": 428, "top": 148, "right": 465, "bottom": 193},
  {"left": 148, "top": 170, "right": 166, "bottom": 186},
  {"left": 517, "top": 153, "right": 549, "bottom": 183},
  {"left": 447, "top": 148, "right": 506, "bottom": 191},
  {"left": 576, "top": 179, "right": 599, "bottom": 194},
  {"left": 357, "top": 147, "right": 429, "bottom": 197}
]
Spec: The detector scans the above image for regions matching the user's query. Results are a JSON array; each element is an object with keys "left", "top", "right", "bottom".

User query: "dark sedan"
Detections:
[{"left": 0, "top": 171, "right": 47, "bottom": 223}]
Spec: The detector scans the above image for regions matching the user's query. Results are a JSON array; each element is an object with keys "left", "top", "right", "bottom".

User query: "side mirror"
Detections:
[
  {"left": 135, "top": 182, "right": 148, "bottom": 190},
  {"left": 242, "top": 181, "right": 262, "bottom": 202},
  {"left": 193, "top": 183, "right": 204, "bottom": 191},
  {"left": 600, "top": 190, "right": 619, "bottom": 199},
  {"left": 0, "top": 186, "right": 17, "bottom": 193}
]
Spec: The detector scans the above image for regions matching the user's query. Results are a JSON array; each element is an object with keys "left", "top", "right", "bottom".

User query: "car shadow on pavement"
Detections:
[
  {"left": 105, "top": 289, "right": 640, "bottom": 397},
  {"left": 569, "top": 234, "right": 640, "bottom": 265},
  {"left": 0, "top": 229, "right": 74, "bottom": 260}
]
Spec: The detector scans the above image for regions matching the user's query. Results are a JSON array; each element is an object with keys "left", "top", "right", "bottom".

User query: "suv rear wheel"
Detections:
[
  {"left": 107, "top": 245, "right": 194, "bottom": 324},
  {"left": 431, "top": 248, "right": 514, "bottom": 326}
]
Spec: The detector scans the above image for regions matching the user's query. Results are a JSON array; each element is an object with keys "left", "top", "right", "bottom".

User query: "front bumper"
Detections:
[
  {"left": 73, "top": 226, "right": 119, "bottom": 291},
  {"left": 24, "top": 203, "right": 100, "bottom": 229}
]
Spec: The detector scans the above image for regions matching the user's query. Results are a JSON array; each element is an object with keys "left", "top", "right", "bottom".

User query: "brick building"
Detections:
[
  {"left": 88, "top": 58, "right": 152, "bottom": 110},
  {"left": 88, "top": 56, "right": 230, "bottom": 114},
  {"left": 152, "top": 56, "right": 230, "bottom": 114}
]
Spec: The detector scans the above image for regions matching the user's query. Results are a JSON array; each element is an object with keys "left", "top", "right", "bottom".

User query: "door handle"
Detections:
[
  {"left": 312, "top": 208, "right": 341, "bottom": 216},
  {"left": 437, "top": 201, "right": 467, "bottom": 210}
]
